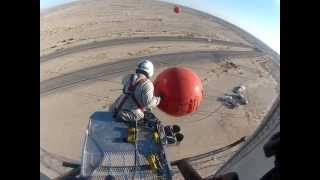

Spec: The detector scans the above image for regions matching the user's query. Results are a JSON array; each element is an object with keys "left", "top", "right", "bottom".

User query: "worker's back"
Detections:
[{"left": 110, "top": 73, "right": 160, "bottom": 121}]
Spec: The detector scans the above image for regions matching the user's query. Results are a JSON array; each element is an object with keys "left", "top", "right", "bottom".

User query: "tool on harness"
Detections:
[
  {"left": 113, "top": 74, "right": 147, "bottom": 118},
  {"left": 152, "top": 131, "right": 160, "bottom": 144},
  {"left": 126, "top": 127, "right": 138, "bottom": 144}
]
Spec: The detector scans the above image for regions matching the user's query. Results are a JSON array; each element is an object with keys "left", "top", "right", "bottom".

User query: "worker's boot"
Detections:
[{"left": 115, "top": 110, "right": 138, "bottom": 124}]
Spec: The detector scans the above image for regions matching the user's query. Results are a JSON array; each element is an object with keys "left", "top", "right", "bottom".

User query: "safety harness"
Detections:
[{"left": 114, "top": 74, "right": 147, "bottom": 117}]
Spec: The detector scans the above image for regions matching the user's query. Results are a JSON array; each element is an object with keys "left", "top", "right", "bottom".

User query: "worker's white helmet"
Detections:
[{"left": 137, "top": 59, "right": 154, "bottom": 78}]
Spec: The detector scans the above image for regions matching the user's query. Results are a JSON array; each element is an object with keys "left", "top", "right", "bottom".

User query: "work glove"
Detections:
[
  {"left": 159, "top": 93, "right": 165, "bottom": 101},
  {"left": 145, "top": 107, "right": 152, "bottom": 112}
]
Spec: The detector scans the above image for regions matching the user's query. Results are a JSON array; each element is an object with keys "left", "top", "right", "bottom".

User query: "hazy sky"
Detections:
[
  {"left": 40, "top": 0, "right": 76, "bottom": 9},
  {"left": 40, "top": 0, "right": 280, "bottom": 54},
  {"left": 161, "top": 0, "right": 280, "bottom": 54}
]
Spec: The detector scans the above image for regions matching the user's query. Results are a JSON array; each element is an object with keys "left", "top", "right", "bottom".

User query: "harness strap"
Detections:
[{"left": 114, "top": 75, "right": 147, "bottom": 116}]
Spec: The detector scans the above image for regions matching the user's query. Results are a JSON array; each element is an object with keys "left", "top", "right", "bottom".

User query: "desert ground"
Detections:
[{"left": 40, "top": 0, "right": 280, "bottom": 178}]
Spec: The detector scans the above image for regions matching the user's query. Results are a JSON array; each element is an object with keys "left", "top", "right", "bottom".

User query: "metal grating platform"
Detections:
[{"left": 80, "top": 111, "right": 172, "bottom": 179}]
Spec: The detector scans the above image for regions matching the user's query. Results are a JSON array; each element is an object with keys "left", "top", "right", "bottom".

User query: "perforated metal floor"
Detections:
[{"left": 80, "top": 111, "right": 172, "bottom": 179}]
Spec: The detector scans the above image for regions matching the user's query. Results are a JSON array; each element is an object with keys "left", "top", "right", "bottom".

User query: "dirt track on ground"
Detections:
[
  {"left": 40, "top": 36, "right": 253, "bottom": 63},
  {"left": 41, "top": 50, "right": 262, "bottom": 95}
]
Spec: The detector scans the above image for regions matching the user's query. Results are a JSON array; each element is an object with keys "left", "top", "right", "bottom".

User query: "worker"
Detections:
[{"left": 110, "top": 59, "right": 161, "bottom": 122}]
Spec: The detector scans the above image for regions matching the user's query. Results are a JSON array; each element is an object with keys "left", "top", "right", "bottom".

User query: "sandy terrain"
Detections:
[
  {"left": 40, "top": 41, "right": 253, "bottom": 81},
  {"left": 40, "top": 0, "right": 279, "bottom": 178},
  {"left": 40, "top": 0, "right": 250, "bottom": 55}
]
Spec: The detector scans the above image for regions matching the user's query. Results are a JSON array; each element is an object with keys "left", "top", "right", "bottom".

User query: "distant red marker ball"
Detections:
[
  {"left": 174, "top": 6, "right": 182, "bottom": 14},
  {"left": 154, "top": 67, "right": 204, "bottom": 117}
]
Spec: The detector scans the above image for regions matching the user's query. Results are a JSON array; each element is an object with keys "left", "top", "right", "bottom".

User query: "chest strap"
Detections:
[{"left": 114, "top": 76, "right": 147, "bottom": 116}]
